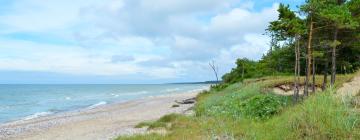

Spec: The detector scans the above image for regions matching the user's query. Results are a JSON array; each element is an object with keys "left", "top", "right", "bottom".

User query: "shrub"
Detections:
[
  {"left": 240, "top": 95, "right": 286, "bottom": 120},
  {"left": 195, "top": 83, "right": 289, "bottom": 119}
]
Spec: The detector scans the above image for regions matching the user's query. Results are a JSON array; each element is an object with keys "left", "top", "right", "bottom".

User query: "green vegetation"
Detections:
[
  {"left": 116, "top": 0, "right": 360, "bottom": 139},
  {"left": 116, "top": 76, "right": 360, "bottom": 140},
  {"left": 247, "top": 91, "right": 360, "bottom": 139},
  {"left": 223, "top": 0, "right": 360, "bottom": 97},
  {"left": 195, "top": 83, "right": 290, "bottom": 119},
  {"left": 135, "top": 114, "right": 182, "bottom": 129}
]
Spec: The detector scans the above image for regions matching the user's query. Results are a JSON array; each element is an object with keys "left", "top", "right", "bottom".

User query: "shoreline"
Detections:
[
  {"left": 0, "top": 87, "right": 208, "bottom": 140},
  {"left": 1, "top": 86, "right": 208, "bottom": 124}
]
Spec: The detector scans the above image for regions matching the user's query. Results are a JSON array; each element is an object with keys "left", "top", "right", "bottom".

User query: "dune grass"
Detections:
[
  {"left": 246, "top": 91, "right": 360, "bottom": 139},
  {"left": 116, "top": 74, "right": 359, "bottom": 140},
  {"left": 135, "top": 114, "right": 183, "bottom": 129}
]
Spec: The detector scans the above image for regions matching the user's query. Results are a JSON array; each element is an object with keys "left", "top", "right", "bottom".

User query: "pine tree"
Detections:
[{"left": 319, "top": 0, "right": 359, "bottom": 86}]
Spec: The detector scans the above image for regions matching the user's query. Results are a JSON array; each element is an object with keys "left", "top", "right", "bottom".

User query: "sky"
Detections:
[{"left": 0, "top": 0, "right": 304, "bottom": 84}]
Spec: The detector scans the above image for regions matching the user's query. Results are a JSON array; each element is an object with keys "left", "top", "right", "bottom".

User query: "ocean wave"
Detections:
[
  {"left": 111, "top": 93, "right": 120, "bottom": 97},
  {"left": 115, "top": 91, "right": 149, "bottom": 96},
  {"left": 87, "top": 101, "right": 107, "bottom": 109},
  {"left": 165, "top": 88, "right": 181, "bottom": 92},
  {"left": 22, "top": 111, "right": 54, "bottom": 121}
]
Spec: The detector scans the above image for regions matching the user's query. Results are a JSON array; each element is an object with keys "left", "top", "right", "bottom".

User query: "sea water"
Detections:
[{"left": 0, "top": 84, "right": 208, "bottom": 123}]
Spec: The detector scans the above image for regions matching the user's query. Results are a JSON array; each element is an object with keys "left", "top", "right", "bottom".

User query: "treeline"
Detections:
[{"left": 222, "top": 0, "right": 360, "bottom": 99}]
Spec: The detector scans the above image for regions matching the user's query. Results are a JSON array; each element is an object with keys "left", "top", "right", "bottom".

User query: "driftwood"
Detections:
[{"left": 175, "top": 97, "right": 196, "bottom": 104}]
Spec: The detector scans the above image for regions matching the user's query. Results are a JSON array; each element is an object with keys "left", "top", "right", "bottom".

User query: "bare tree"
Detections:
[{"left": 209, "top": 60, "right": 219, "bottom": 83}]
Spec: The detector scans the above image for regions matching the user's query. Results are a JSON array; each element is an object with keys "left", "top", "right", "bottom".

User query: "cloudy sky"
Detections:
[{"left": 0, "top": 0, "right": 303, "bottom": 84}]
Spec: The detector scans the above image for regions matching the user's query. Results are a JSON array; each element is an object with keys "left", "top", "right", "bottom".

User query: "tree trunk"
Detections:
[
  {"left": 294, "top": 47, "right": 298, "bottom": 102},
  {"left": 312, "top": 56, "right": 316, "bottom": 93},
  {"left": 322, "top": 51, "right": 328, "bottom": 91},
  {"left": 304, "top": 57, "right": 309, "bottom": 96},
  {"left": 293, "top": 37, "right": 300, "bottom": 102},
  {"left": 297, "top": 39, "right": 301, "bottom": 93},
  {"left": 305, "top": 19, "right": 314, "bottom": 96},
  {"left": 331, "top": 28, "right": 338, "bottom": 86},
  {"left": 241, "top": 63, "right": 244, "bottom": 79}
]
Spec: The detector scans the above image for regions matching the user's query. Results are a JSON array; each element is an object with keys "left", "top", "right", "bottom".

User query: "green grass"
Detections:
[
  {"left": 116, "top": 74, "right": 360, "bottom": 140},
  {"left": 246, "top": 91, "right": 360, "bottom": 139},
  {"left": 116, "top": 133, "right": 164, "bottom": 140},
  {"left": 134, "top": 114, "right": 182, "bottom": 130}
]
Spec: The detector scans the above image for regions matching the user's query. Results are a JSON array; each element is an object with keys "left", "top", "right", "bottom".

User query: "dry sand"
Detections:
[
  {"left": 337, "top": 74, "right": 360, "bottom": 97},
  {"left": 0, "top": 89, "right": 207, "bottom": 140}
]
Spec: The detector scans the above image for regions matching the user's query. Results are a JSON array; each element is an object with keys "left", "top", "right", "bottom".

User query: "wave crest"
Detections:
[
  {"left": 87, "top": 101, "right": 107, "bottom": 109},
  {"left": 22, "top": 111, "right": 53, "bottom": 121}
]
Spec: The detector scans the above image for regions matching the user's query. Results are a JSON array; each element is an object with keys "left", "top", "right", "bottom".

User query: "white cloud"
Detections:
[
  {"left": 1, "top": 0, "right": 81, "bottom": 32},
  {"left": 206, "top": 3, "right": 278, "bottom": 44},
  {"left": 170, "top": 35, "right": 218, "bottom": 61},
  {"left": 0, "top": 39, "right": 170, "bottom": 77},
  {"left": 0, "top": 0, "right": 280, "bottom": 82},
  {"left": 138, "top": 0, "right": 236, "bottom": 14},
  {"left": 219, "top": 34, "right": 270, "bottom": 61}
]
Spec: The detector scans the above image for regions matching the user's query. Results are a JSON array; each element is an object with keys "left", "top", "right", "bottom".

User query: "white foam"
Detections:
[
  {"left": 111, "top": 93, "right": 120, "bottom": 97},
  {"left": 87, "top": 101, "right": 107, "bottom": 109},
  {"left": 22, "top": 111, "right": 53, "bottom": 121}
]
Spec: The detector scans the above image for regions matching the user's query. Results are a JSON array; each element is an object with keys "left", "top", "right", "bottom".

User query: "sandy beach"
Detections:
[{"left": 0, "top": 89, "right": 205, "bottom": 140}]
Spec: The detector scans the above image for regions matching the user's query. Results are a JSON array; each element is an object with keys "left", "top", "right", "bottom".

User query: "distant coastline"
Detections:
[{"left": 168, "top": 81, "right": 221, "bottom": 84}]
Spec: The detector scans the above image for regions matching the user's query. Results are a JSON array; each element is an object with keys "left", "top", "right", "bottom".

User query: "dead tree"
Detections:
[{"left": 209, "top": 60, "right": 219, "bottom": 83}]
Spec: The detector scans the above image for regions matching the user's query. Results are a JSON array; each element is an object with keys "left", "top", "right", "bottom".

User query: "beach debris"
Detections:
[
  {"left": 171, "top": 104, "right": 180, "bottom": 108},
  {"left": 175, "top": 98, "right": 196, "bottom": 104}
]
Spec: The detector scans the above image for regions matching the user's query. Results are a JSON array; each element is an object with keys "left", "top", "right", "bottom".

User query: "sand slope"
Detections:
[{"left": 337, "top": 73, "right": 360, "bottom": 97}]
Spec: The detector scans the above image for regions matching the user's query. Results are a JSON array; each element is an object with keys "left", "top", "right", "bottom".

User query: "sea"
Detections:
[{"left": 0, "top": 84, "right": 209, "bottom": 124}]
